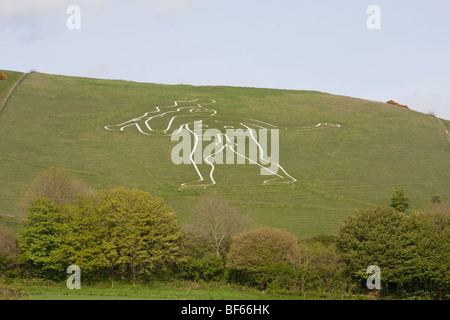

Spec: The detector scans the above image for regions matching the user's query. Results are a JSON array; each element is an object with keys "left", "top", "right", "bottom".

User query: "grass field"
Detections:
[
  {"left": 17, "top": 280, "right": 363, "bottom": 300},
  {"left": 0, "top": 70, "right": 24, "bottom": 105},
  {"left": 0, "top": 70, "right": 449, "bottom": 239},
  {"left": 21, "top": 282, "right": 275, "bottom": 300}
]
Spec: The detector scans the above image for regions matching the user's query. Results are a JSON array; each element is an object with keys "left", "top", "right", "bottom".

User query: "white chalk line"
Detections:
[
  {"left": 288, "top": 123, "right": 341, "bottom": 131},
  {"left": 105, "top": 100, "right": 216, "bottom": 135},
  {"left": 248, "top": 119, "right": 278, "bottom": 128},
  {"left": 241, "top": 123, "right": 297, "bottom": 184},
  {"left": 179, "top": 122, "right": 296, "bottom": 188},
  {"left": 105, "top": 99, "right": 340, "bottom": 188},
  {"left": 180, "top": 129, "right": 288, "bottom": 188}
]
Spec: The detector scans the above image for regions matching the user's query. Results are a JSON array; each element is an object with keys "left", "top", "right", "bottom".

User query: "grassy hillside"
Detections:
[
  {"left": 0, "top": 71, "right": 449, "bottom": 239},
  {"left": 0, "top": 70, "right": 24, "bottom": 107}
]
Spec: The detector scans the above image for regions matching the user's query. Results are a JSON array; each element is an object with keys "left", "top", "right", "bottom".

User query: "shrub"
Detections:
[
  {"left": 226, "top": 227, "right": 300, "bottom": 288},
  {"left": 391, "top": 185, "right": 409, "bottom": 212},
  {"left": 432, "top": 194, "right": 441, "bottom": 204},
  {"left": 262, "top": 262, "right": 299, "bottom": 293},
  {"left": 337, "top": 207, "right": 414, "bottom": 292},
  {"left": 226, "top": 232, "right": 355, "bottom": 295},
  {"left": 179, "top": 254, "right": 225, "bottom": 282},
  {"left": 21, "top": 168, "right": 92, "bottom": 211},
  {"left": 337, "top": 206, "right": 450, "bottom": 298},
  {"left": 296, "top": 238, "right": 354, "bottom": 295},
  {"left": 409, "top": 210, "right": 450, "bottom": 299},
  {"left": 0, "top": 226, "right": 18, "bottom": 277}
]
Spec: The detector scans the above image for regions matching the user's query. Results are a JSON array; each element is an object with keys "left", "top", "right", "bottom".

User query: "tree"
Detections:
[
  {"left": 338, "top": 206, "right": 450, "bottom": 298},
  {"left": 226, "top": 227, "right": 300, "bottom": 287},
  {"left": 296, "top": 236, "right": 353, "bottom": 295},
  {"left": 432, "top": 194, "right": 441, "bottom": 205},
  {"left": 17, "top": 198, "right": 69, "bottom": 279},
  {"left": 17, "top": 187, "right": 185, "bottom": 283},
  {"left": 21, "top": 168, "right": 92, "bottom": 210},
  {"left": 409, "top": 210, "right": 450, "bottom": 299},
  {"left": 390, "top": 185, "right": 409, "bottom": 212},
  {"left": 0, "top": 226, "right": 18, "bottom": 277},
  {"left": 187, "top": 195, "right": 251, "bottom": 257},
  {"left": 92, "top": 187, "right": 185, "bottom": 282},
  {"left": 337, "top": 207, "right": 417, "bottom": 292},
  {"left": 49, "top": 200, "right": 107, "bottom": 280},
  {"left": 0, "top": 226, "right": 17, "bottom": 261}
]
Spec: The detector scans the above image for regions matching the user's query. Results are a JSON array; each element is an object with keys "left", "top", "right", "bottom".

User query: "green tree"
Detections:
[
  {"left": 390, "top": 185, "right": 409, "bottom": 212},
  {"left": 409, "top": 210, "right": 450, "bottom": 299},
  {"left": 338, "top": 206, "right": 450, "bottom": 298},
  {"left": 179, "top": 254, "right": 225, "bottom": 282},
  {"left": 226, "top": 227, "right": 300, "bottom": 287},
  {"left": 17, "top": 187, "right": 185, "bottom": 283},
  {"left": 49, "top": 200, "right": 107, "bottom": 281},
  {"left": 296, "top": 236, "right": 353, "bottom": 295},
  {"left": 431, "top": 194, "right": 441, "bottom": 205},
  {"left": 337, "top": 207, "right": 417, "bottom": 292},
  {"left": 17, "top": 198, "right": 69, "bottom": 279},
  {"left": 92, "top": 188, "right": 184, "bottom": 282}
]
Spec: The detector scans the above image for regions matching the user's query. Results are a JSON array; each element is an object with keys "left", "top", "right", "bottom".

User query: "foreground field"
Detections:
[
  {"left": 1, "top": 71, "right": 449, "bottom": 238},
  {"left": 18, "top": 281, "right": 364, "bottom": 300}
]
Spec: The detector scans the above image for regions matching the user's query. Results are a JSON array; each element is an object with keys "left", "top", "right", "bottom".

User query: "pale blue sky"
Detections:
[{"left": 1, "top": 0, "right": 449, "bottom": 119}]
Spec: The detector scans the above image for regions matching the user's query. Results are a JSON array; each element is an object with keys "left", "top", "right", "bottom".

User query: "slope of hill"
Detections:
[
  {"left": 0, "top": 71, "right": 449, "bottom": 238},
  {"left": 0, "top": 70, "right": 24, "bottom": 111}
]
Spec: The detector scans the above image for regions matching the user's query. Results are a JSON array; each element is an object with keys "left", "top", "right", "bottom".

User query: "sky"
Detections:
[{"left": 1, "top": 0, "right": 450, "bottom": 120}]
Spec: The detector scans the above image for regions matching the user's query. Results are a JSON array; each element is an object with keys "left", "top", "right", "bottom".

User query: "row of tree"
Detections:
[
  {"left": 17, "top": 189, "right": 184, "bottom": 283},
  {"left": 0, "top": 168, "right": 449, "bottom": 299}
]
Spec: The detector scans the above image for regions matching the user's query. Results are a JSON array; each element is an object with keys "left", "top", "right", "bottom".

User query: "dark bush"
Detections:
[
  {"left": 0, "top": 226, "right": 18, "bottom": 278},
  {"left": 225, "top": 227, "right": 300, "bottom": 288},
  {"left": 179, "top": 254, "right": 225, "bottom": 282}
]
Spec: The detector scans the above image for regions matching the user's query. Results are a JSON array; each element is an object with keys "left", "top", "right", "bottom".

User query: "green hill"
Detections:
[
  {"left": 0, "top": 71, "right": 449, "bottom": 239},
  {"left": 0, "top": 70, "right": 24, "bottom": 109}
]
